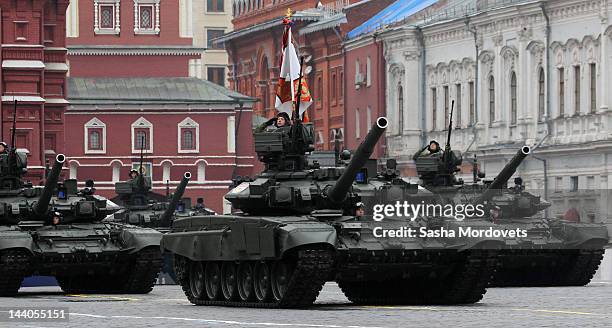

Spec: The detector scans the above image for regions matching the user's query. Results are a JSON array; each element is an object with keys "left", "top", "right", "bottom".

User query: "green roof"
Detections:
[{"left": 67, "top": 77, "right": 255, "bottom": 105}]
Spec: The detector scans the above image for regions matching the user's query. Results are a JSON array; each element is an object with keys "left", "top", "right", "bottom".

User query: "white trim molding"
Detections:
[
  {"left": 131, "top": 117, "right": 154, "bottom": 153},
  {"left": 177, "top": 117, "right": 200, "bottom": 153},
  {"left": 134, "top": 0, "right": 161, "bottom": 35},
  {"left": 94, "top": 0, "right": 121, "bottom": 35},
  {"left": 84, "top": 117, "right": 107, "bottom": 154}
]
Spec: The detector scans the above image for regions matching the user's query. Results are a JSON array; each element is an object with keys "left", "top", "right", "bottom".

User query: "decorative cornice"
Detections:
[{"left": 68, "top": 46, "right": 206, "bottom": 56}]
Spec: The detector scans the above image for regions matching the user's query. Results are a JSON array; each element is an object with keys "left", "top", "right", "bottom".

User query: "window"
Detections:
[
  {"left": 536, "top": 69, "right": 545, "bottom": 121},
  {"left": 316, "top": 75, "right": 323, "bottom": 103},
  {"left": 398, "top": 84, "right": 404, "bottom": 133},
  {"left": 227, "top": 116, "right": 236, "bottom": 153},
  {"left": 355, "top": 59, "right": 361, "bottom": 89},
  {"left": 511, "top": 71, "right": 518, "bottom": 124},
  {"left": 89, "top": 131, "right": 102, "bottom": 150},
  {"left": 570, "top": 176, "right": 579, "bottom": 192},
  {"left": 469, "top": 81, "right": 475, "bottom": 125},
  {"left": 181, "top": 130, "right": 194, "bottom": 149},
  {"left": 139, "top": 5, "right": 153, "bottom": 29},
  {"left": 366, "top": 56, "right": 371, "bottom": 87},
  {"left": 431, "top": 87, "right": 437, "bottom": 130},
  {"left": 100, "top": 5, "right": 114, "bottom": 28},
  {"left": 178, "top": 117, "right": 200, "bottom": 153},
  {"left": 94, "top": 0, "right": 120, "bottom": 35},
  {"left": 131, "top": 117, "right": 153, "bottom": 153},
  {"left": 331, "top": 72, "right": 337, "bottom": 102},
  {"left": 590, "top": 63, "right": 596, "bottom": 113},
  {"left": 207, "top": 29, "right": 225, "bottom": 49},
  {"left": 574, "top": 65, "right": 580, "bottom": 115},
  {"left": 489, "top": 76, "right": 495, "bottom": 125},
  {"left": 339, "top": 70, "right": 344, "bottom": 100},
  {"left": 558, "top": 68, "right": 565, "bottom": 117},
  {"left": 135, "top": 130, "right": 148, "bottom": 149},
  {"left": 84, "top": 118, "right": 106, "bottom": 154},
  {"left": 355, "top": 108, "right": 361, "bottom": 138},
  {"left": 134, "top": 0, "right": 160, "bottom": 35},
  {"left": 197, "top": 162, "right": 206, "bottom": 182},
  {"left": 366, "top": 106, "right": 372, "bottom": 129},
  {"left": 455, "top": 84, "right": 461, "bottom": 128},
  {"left": 15, "top": 21, "right": 28, "bottom": 41},
  {"left": 207, "top": 67, "right": 225, "bottom": 86},
  {"left": 44, "top": 134, "right": 56, "bottom": 152},
  {"left": 207, "top": 0, "right": 224, "bottom": 12},
  {"left": 444, "top": 86, "right": 449, "bottom": 128}
]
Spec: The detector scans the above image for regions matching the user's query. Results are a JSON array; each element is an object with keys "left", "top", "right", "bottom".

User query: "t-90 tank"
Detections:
[
  {"left": 0, "top": 103, "right": 163, "bottom": 295},
  {"left": 413, "top": 111, "right": 609, "bottom": 287},
  {"left": 162, "top": 116, "right": 504, "bottom": 308}
]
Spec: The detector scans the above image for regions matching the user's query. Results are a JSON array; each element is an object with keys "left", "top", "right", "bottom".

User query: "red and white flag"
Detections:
[{"left": 275, "top": 17, "right": 312, "bottom": 122}]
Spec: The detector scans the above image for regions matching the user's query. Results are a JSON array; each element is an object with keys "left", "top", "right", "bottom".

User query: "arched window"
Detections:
[
  {"left": 489, "top": 76, "right": 495, "bottom": 125},
  {"left": 398, "top": 84, "right": 404, "bottom": 133},
  {"left": 510, "top": 71, "right": 517, "bottom": 124},
  {"left": 538, "top": 68, "right": 545, "bottom": 121},
  {"left": 89, "top": 130, "right": 101, "bottom": 150}
]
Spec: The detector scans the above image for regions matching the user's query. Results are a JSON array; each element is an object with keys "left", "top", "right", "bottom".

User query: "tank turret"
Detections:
[
  {"left": 476, "top": 146, "right": 530, "bottom": 203},
  {"left": 159, "top": 172, "right": 191, "bottom": 226},
  {"left": 33, "top": 154, "right": 65, "bottom": 217},
  {"left": 226, "top": 117, "right": 388, "bottom": 215}
]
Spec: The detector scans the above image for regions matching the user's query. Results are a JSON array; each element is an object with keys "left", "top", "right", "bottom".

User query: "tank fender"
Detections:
[
  {"left": 554, "top": 223, "right": 610, "bottom": 249},
  {"left": 118, "top": 227, "right": 162, "bottom": 254},
  {"left": 0, "top": 231, "right": 34, "bottom": 254},
  {"left": 276, "top": 222, "right": 337, "bottom": 257}
]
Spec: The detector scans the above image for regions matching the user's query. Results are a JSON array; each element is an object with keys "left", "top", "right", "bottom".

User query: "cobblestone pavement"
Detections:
[{"left": 2, "top": 282, "right": 611, "bottom": 328}]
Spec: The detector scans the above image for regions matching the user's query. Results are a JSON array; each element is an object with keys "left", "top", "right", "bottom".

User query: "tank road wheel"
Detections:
[
  {"left": 237, "top": 262, "right": 255, "bottom": 301},
  {"left": 188, "top": 261, "right": 206, "bottom": 301},
  {"left": 254, "top": 262, "right": 272, "bottom": 302},
  {"left": 271, "top": 260, "right": 293, "bottom": 302},
  {"left": 221, "top": 262, "right": 239, "bottom": 301},
  {"left": 204, "top": 262, "right": 222, "bottom": 300}
]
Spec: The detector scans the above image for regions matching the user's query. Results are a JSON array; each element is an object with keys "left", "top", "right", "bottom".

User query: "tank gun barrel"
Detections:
[
  {"left": 477, "top": 146, "right": 530, "bottom": 203},
  {"left": 160, "top": 172, "right": 191, "bottom": 225},
  {"left": 33, "top": 154, "right": 65, "bottom": 217},
  {"left": 327, "top": 117, "right": 388, "bottom": 203}
]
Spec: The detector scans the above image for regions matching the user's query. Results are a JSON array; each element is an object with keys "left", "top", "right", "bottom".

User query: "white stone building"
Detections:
[{"left": 380, "top": 0, "right": 612, "bottom": 281}]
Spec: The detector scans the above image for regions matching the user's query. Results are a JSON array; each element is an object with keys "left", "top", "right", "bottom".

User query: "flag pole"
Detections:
[{"left": 293, "top": 56, "right": 305, "bottom": 123}]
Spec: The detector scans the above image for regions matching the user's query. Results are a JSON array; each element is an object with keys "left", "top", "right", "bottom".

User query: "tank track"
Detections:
[
  {"left": 338, "top": 250, "right": 498, "bottom": 305},
  {"left": 491, "top": 249, "right": 604, "bottom": 287},
  {"left": 58, "top": 247, "right": 162, "bottom": 294},
  {"left": 178, "top": 247, "right": 334, "bottom": 308},
  {"left": 0, "top": 250, "right": 31, "bottom": 296}
]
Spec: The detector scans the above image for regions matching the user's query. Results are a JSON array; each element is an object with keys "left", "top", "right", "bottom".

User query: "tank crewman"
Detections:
[
  {"left": 0, "top": 142, "right": 7, "bottom": 154},
  {"left": 129, "top": 169, "right": 139, "bottom": 180},
  {"left": 412, "top": 140, "right": 441, "bottom": 160},
  {"left": 355, "top": 202, "right": 366, "bottom": 220},
  {"left": 255, "top": 112, "right": 292, "bottom": 132},
  {"left": 48, "top": 211, "right": 63, "bottom": 226}
]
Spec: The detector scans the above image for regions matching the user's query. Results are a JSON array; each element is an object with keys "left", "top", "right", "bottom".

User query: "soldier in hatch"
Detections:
[
  {"left": 129, "top": 169, "right": 139, "bottom": 180},
  {"left": 255, "top": 112, "right": 292, "bottom": 132},
  {"left": 0, "top": 142, "right": 7, "bottom": 154},
  {"left": 412, "top": 140, "right": 442, "bottom": 160}
]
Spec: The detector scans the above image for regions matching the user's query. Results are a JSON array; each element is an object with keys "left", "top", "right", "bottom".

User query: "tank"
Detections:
[
  {"left": 0, "top": 106, "right": 163, "bottom": 295},
  {"left": 105, "top": 171, "right": 192, "bottom": 284},
  {"left": 413, "top": 111, "right": 609, "bottom": 287},
  {"left": 162, "top": 117, "right": 505, "bottom": 308}
]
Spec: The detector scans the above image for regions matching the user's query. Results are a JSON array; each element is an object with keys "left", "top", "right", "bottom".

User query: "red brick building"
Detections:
[
  {"left": 343, "top": 33, "right": 386, "bottom": 159},
  {"left": 63, "top": 1, "right": 256, "bottom": 213},
  {"left": 0, "top": 0, "right": 69, "bottom": 181},
  {"left": 220, "top": 0, "right": 392, "bottom": 151}
]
